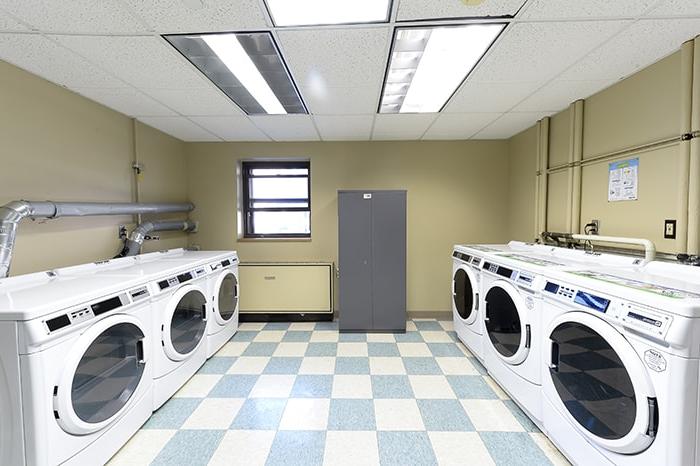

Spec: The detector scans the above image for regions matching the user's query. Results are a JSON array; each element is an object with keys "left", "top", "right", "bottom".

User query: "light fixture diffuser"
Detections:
[
  {"left": 379, "top": 24, "right": 505, "bottom": 114},
  {"left": 165, "top": 32, "right": 307, "bottom": 115},
  {"left": 266, "top": 0, "right": 391, "bottom": 27}
]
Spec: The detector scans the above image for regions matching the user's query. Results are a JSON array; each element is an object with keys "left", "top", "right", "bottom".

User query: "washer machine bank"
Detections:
[
  {"left": 0, "top": 271, "right": 154, "bottom": 466},
  {"left": 539, "top": 264, "right": 700, "bottom": 466}
]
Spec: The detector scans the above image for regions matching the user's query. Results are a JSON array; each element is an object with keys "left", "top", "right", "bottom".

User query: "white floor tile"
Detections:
[
  {"left": 374, "top": 399, "right": 425, "bottom": 431},
  {"left": 216, "top": 342, "right": 250, "bottom": 357},
  {"left": 332, "top": 375, "right": 372, "bottom": 399},
  {"left": 289, "top": 322, "right": 316, "bottom": 331},
  {"left": 483, "top": 375, "right": 510, "bottom": 400},
  {"left": 181, "top": 398, "right": 245, "bottom": 429},
  {"left": 530, "top": 433, "right": 571, "bottom": 465},
  {"left": 420, "top": 331, "right": 453, "bottom": 343},
  {"left": 172, "top": 374, "right": 222, "bottom": 398},
  {"left": 299, "top": 357, "right": 336, "bottom": 375},
  {"left": 435, "top": 357, "right": 479, "bottom": 375},
  {"left": 323, "top": 431, "right": 379, "bottom": 466},
  {"left": 279, "top": 398, "right": 330, "bottom": 430},
  {"left": 273, "top": 342, "right": 309, "bottom": 357},
  {"left": 108, "top": 429, "right": 176, "bottom": 465},
  {"left": 310, "top": 331, "right": 339, "bottom": 342},
  {"left": 253, "top": 330, "right": 285, "bottom": 342},
  {"left": 249, "top": 375, "right": 296, "bottom": 398},
  {"left": 406, "top": 321, "right": 417, "bottom": 331},
  {"left": 366, "top": 333, "right": 396, "bottom": 343},
  {"left": 397, "top": 342, "right": 432, "bottom": 357},
  {"left": 337, "top": 342, "right": 368, "bottom": 357},
  {"left": 439, "top": 321, "right": 454, "bottom": 331},
  {"left": 409, "top": 375, "right": 456, "bottom": 399},
  {"left": 239, "top": 322, "right": 266, "bottom": 331},
  {"left": 460, "top": 400, "right": 525, "bottom": 431},
  {"left": 227, "top": 357, "right": 270, "bottom": 375},
  {"left": 369, "top": 357, "right": 406, "bottom": 375},
  {"left": 428, "top": 432, "right": 495, "bottom": 466},
  {"left": 208, "top": 430, "right": 276, "bottom": 466}
]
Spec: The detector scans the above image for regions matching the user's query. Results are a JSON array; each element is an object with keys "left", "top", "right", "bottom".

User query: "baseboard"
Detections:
[
  {"left": 240, "top": 313, "right": 333, "bottom": 322},
  {"left": 408, "top": 310, "right": 452, "bottom": 320}
]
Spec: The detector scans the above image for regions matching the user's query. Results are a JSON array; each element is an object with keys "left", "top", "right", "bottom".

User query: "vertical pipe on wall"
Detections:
[
  {"left": 538, "top": 118, "right": 550, "bottom": 237},
  {"left": 678, "top": 40, "right": 694, "bottom": 254},
  {"left": 132, "top": 118, "right": 143, "bottom": 225},
  {"left": 570, "top": 100, "right": 584, "bottom": 234},
  {"left": 565, "top": 104, "right": 575, "bottom": 231},
  {"left": 689, "top": 36, "right": 700, "bottom": 254},
  {"left": 534, "top": 120, "right": 542, "bottom": 241}
]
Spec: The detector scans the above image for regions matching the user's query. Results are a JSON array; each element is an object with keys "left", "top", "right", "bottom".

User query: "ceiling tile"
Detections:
[
  {"left": 138, "top": 116, "right": 219, "bottom": 141},
  {"left": 372, "top": 114, "right": 437, "bottom": 140},
  {"left": 277, "top": 28, "right": 390, "bottom": 88},
  {"left": 396, "top": 0, "right": 525, "bottom": 20},
  {"left": 301, "top": 85, "right": 380, "bottom": 115},
  {"left": 314, "top": 115, "right": 374, "bottom": 141},
  {"left": 189, "top": 116, "right": 271, "bottom": 141},
  {"left": 423, "top": 113, "right": 502, "bottom": 140},
  {"left": 559, "top": 19, "right": 700, "bottom": 81},
  {"left": 513, "top": 80, "right": 614, "bottom": 112},
  {"left": 471, "top": 21, "right": 628, "bottom": 83},
  {"left": 474, "top": 111, "right": 550, "bottom": 139},
  {"left": 123, "top": 0, "right": 268, "bottom": 33},
  {"left": 0, "top": 34, "right": 126, "bottom": 88},
  {"left": 0, "top": 11, "right": 29, "bottom": 30},
  {"left": 1, "top": 0, "right": 149, "bottom": 34},
  {"left": 54, "top": 35, "right": 208, "bottom": 89},
  {"left": 520, "top": 0, "right": 657, "bottom": 19},
  {"left": 249, "top": 115, "right": 320, "bottom": 141},
  {"left": 142, "top": 87, "right": 244, "bottom": 116},
  {"left": 445, "top": 81, "right": 542, "bottom": 113},
  {"left": 645, "top": 0, "right": 700, "bottom": 17},
  {"left": 73, "top": 87, "right": 177, "bottom": 117}
]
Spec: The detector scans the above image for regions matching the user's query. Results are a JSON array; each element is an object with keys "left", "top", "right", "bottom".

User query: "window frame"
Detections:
[{"left": 241, "top": 160, "right": 311, "bottom": 239}]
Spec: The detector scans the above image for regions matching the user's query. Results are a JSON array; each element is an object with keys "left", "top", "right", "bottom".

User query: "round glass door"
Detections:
[
  {"left": 216, "top": 272, "right": 238, "bottom": 323},
  {"left": 71, "top": 323, "right": 145, "bottom": 424},
  {"left": 453, "top": 268, "right": 474, "bottom": 321},
  {"left": 169, "top": 288, "right": 207, "bottom": 357},
  {"left": 485, "top": 285, "right": 522, "bottom": 358}
]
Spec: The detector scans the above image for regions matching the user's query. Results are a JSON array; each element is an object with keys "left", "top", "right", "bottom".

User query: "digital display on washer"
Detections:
[
  {"left": 91, "top": 296, "right": 123, "bottom": 316},
  {"left": 222, "top": 259, "right": 231, "bottom": 267},
  {"left": 544, "top": 282, "right": 560, "bottom": 294},
  {"left": 177, "top": 272, "right": 193, "bottom": 283},
  {"left": 574, "top": 291, "right": 610, "bottom": 313},
  {"left": 46, "top": 314, "right": 71, "bottom": 332},
  {"left": 158, "top": 280, "right": 170, "bottom": 290}
]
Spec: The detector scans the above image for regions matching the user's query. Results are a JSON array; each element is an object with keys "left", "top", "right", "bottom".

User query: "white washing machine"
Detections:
[
  {"left": 0, "top": 272, "right": 153, "bottom": 466},
  {"left": 540, "top": 264, "right": 700, "bottom": 465}
]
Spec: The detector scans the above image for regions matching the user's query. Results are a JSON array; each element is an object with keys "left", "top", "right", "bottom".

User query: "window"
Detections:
[{"left": 241, "top": 161, "right": 311, "bottom": 238}]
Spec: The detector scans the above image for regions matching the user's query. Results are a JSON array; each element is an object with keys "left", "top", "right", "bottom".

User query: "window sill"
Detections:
[{"left": 237, "top": 237, "right": 312, "bottom": 243}]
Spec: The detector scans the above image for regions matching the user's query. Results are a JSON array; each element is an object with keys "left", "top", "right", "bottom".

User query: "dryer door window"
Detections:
[
  {"left": 549, "top": 321, "right": 636, "bottom": 440},
  {"left": 170, "top": 289, "right": 207, "bottom": 355},
  {"left": 217, "top": 273, "right": 238, "bottom": 322},
  {"left": 71, "top": 322, "right": 145, "bottom": 424},
  {"left": 485, "top": 286, "right": 521, "bottom": 358},
  {"left": 453, "top": 268, "right": 474, "bottom": 320}
]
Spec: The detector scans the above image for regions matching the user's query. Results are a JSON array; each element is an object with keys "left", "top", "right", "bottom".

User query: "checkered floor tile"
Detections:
[{"left": 109, "top": 319, "right": 570, "bottom": 466}]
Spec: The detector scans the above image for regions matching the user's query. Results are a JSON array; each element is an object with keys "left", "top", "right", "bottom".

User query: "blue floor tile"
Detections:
[
  {"left": 230, "top": 398, "right": 287, "bottom": 430},
  {"left": 339, "top": 332, "right": 367, "bottom": 342},
  {"left": 264, "top": 357, "right": 303, "bottom": 374},
  {"left": 368, "top": 342, "right": 400, "bottom": 357},
  {"left": 208, "top": 375, "right": 259, "bottom": 398},
  {"left": 335, "top": 357, "right": 370, "bottom": 374},
  {"left": 290, "top": 375, "right": 333, "bottom": 398},
  {"left": 417, "top": 399, "right": 474, "bottom": 431},
  {"left": 264, "top": 322, "right": 291, "bottom": 330},
  {"left": 446, "top": 375, "right": 497, "bottom": 399},
  {"left": 315, "top": 321, "right": 339, "bottom": 331},
  {"left": 143, "top": 398, "right": 202, "bottom": 429},
  {"left": 427, "top": 343, "right": 465, "bottom": 357},
  {"left": 283, "top": 331, "right": 312, "bottom": 342},
  {"left": 377, "top": 431, "right": 438, "bottom": 466},
  {"left": 402, "top": 357, "right": 442, "bottom": 375},
  {"left": 504, "top": 400, "right": 540, "bottom": 432},
  {"left": 394, "top": 332, "right": 424, "bottom": 342},
  {"left": 371, "top": 375, "right": 414, "bottom": 398},
  {"left": 480, "top": 432, "right": 553, "bottom": 466},
  {"left": 447, "top": 331, "right": 460, "bottom": 342},
  {"left": 327, "top": 399, "right": 376, "bottom": 431},
  {"left": 306, "top": 342, "right": 338, "bottom": 357},
  {"left": 414, "top": 321, "right": 443, "bottom": 331},
  {"left": 231, "top": 330, "right": 258, "bottom": 342},
  {"left": 198, "top": 357, "right": 236, "bottom": 374},
  {"left": 151, "top": 430, "right": 224, "bottom": 466},
  {"left": 266, "top": 431, "right": 326, "bottom": 466},
  {"left": 242, "top": 342, "right": 279, "bottom": 356},
  {"left": 469, "top": 357, "right": 488, "bottom": 375}
]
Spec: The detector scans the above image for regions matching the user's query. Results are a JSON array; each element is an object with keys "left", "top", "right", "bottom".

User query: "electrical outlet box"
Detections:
[{"left": 664, "top": 220, "right": 676, "bottom": 239}]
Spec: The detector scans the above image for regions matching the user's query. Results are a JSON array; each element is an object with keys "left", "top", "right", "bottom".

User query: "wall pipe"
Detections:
[
  {"left": 570, "top": 234, "right": 656, "bottom": 263},
  {"left": 116, "top": 219, "right": 197, "bottom": 257},
  {"left": 688, "top": 35, "right": 700, "bottom": 254},
  {"left": 534, "top": 120, "right": 542, "bottom": 241},
  {"left": 0, "top": 200, "right": 194, "bottom": 277},
  {"left": 537, "top": 117, "right": 550, "bottom": 238},
  {"left": 677, "top": 40, "right": 694, "bottom": 254},
  {"left": 570, "top": 100, "right": 584, "bottom": 234}
]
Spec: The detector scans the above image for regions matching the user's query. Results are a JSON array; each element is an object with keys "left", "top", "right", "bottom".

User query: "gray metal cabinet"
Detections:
[{"left": 338, "top": 190, "right": 406, "bottom": 332}]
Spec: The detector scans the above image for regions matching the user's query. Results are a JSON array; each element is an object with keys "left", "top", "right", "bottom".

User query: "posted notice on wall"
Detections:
[{"left": 608, "top": 158, "right": 638, "bottom": 202}]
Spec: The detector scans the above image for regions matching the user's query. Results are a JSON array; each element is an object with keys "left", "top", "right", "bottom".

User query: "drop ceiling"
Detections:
[{"left": 0, "top": 0, "right": 698, "bottom": 142}]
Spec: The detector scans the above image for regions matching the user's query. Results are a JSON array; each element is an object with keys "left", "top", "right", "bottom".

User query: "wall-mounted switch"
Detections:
[{"left": 664, "top": 220, "right": 676, "bottom": 239}]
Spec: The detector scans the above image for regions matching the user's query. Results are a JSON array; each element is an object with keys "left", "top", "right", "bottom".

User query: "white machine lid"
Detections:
[{"left": 157, "top": 249, "right": 237, "bottom": 263}]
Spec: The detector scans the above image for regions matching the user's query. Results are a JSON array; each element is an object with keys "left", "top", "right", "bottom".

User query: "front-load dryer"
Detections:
[
  {"left": 539, "top": 264, "right": 700, "bottom": 466},
  {"left": 203, "top": 253, "right": 239, "bottom": 358},
  {"left": 0, "top": 271, "right": 153, "bottom": 466}
]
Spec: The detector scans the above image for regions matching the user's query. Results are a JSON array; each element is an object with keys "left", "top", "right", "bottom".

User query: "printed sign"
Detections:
[
  {"left": 608, "top": 158, "right": 638, "bottom": 202},
  {"left": 644, "top": 349, "right": 667, "bottom": 372}
]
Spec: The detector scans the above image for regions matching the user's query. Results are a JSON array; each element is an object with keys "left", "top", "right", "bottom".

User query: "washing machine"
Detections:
[
  {"left": 0, "top": 271, "right": 153, "bottom": 466},
  {"left": 540, "top": 264, "right": 700, "bottom": 466}
]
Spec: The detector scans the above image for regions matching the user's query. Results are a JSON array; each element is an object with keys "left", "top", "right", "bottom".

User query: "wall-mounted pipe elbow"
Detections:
[
  {"left": 116, "top": 220, "right": 197, "bottom": 257},
  {"left": 571, "top": 234, "right": 657, "bottom": 263}
]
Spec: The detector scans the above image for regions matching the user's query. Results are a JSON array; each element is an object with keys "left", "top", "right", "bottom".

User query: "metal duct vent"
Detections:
[{"left": 165, "top": 32, "right": 307, "bottom": 115}]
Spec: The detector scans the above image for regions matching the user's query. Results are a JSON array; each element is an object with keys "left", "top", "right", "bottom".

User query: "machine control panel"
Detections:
[
  {"left": 620, "top": 303, "right": 672, "bottom": 337},
  {"left": 544, "top": 281, "right": 610, "bottom": 313},
  {"left": 193, "top": 267, "right": 207, "bottom": 278},
  {"left": 44, "top": 292, "right": 130, "bottom": 334},
  {"left": 130, "top": 286, "right": 150, "bottom": 301},
  {"left": 452, "top": 251, "right": 473, "bottom": 264}
]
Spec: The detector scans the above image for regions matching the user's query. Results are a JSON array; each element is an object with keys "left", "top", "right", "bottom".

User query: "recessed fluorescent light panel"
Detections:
[
  {"left": 165, "top": 32, "right": 306, "bottom": 115},
  {"left": 265, "top": 0, "right": 391, "bottom": 27},
  {"left": 379, "top": 24, "right": 505, "bottom": 114}
]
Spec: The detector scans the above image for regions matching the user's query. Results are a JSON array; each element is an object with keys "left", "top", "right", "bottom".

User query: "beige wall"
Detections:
[
  {"left": 185, "top": 141, "right": 510, "bottom": 312},
  {"left": 507, "top": 126, "right": 538, "bottom": 241},
  {"left": 507, "top": 47, "right": 691, "bottom": 254},
  {"left": 0, "top": 60, "right": 189, "bottom": 275}
]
